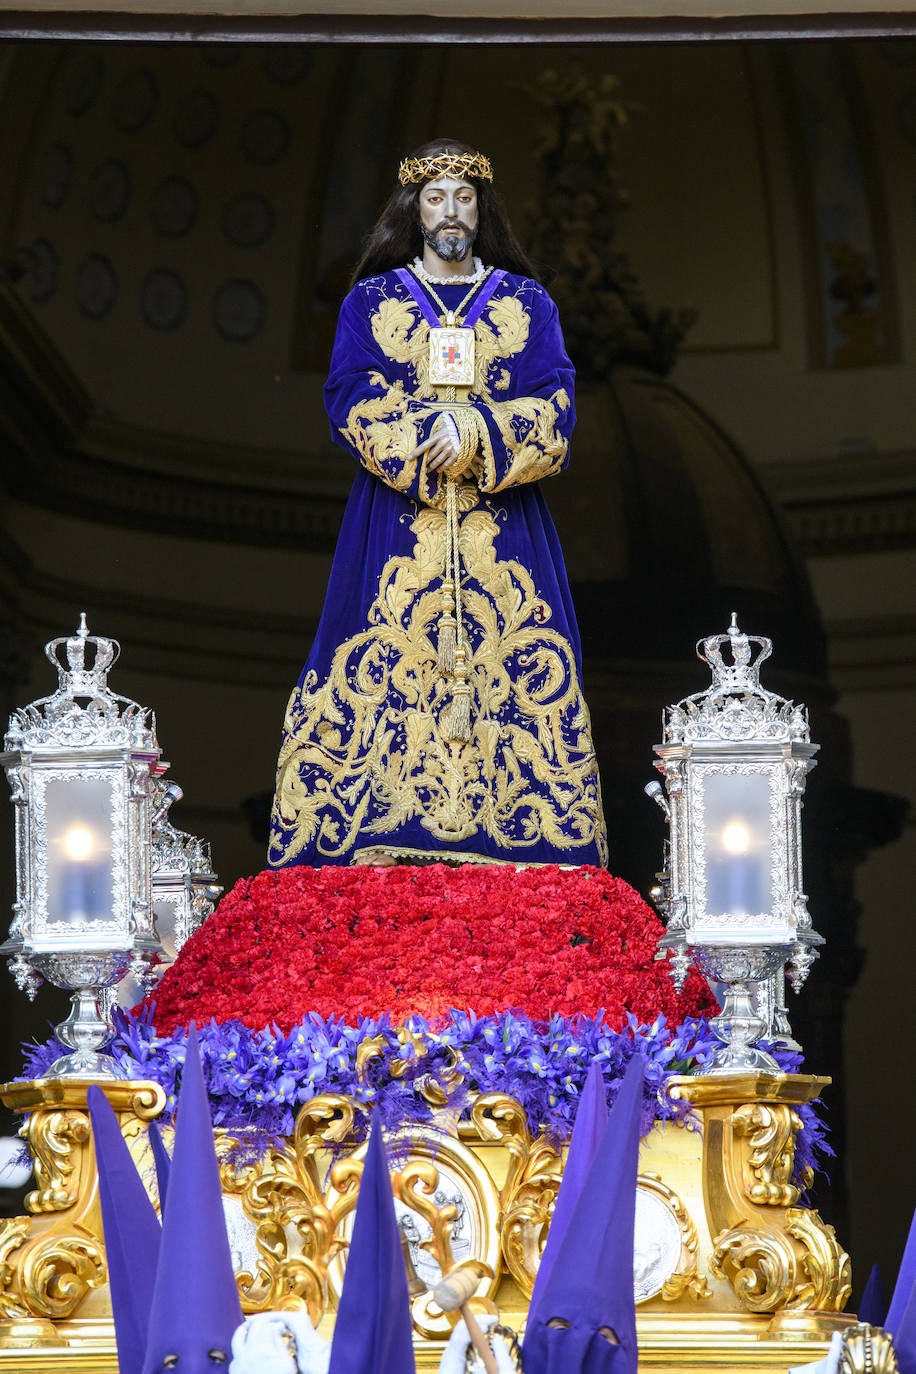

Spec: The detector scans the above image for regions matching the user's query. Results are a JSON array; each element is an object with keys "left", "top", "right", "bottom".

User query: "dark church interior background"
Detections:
[{"left": 0, "top": 35, "right": 912, "bottom": 1301}]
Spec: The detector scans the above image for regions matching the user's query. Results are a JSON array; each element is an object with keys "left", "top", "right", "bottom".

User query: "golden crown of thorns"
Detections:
[{"left": 398, "top": 151, "right": 494, "bottom": 186}]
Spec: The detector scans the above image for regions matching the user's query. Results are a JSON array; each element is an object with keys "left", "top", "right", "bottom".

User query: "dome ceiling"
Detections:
[{"left": 2, "top": 41, "right": 774, "bottom": 461}]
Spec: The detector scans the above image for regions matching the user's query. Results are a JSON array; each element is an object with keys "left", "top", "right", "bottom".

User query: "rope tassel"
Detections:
[
  {"left": 446, "top": 684, "right": 472, "bottom": 743},
  {"left": 444, "top": 648, "right": 472, "bottom": 743},
  {"left": 437, "top": 582, "right": 457, "bottom": 675}
]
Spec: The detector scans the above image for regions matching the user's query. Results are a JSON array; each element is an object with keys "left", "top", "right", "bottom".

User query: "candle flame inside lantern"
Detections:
[
  {"left": 721, "top": 821, "right": 752, "bottom": 855},
  {"left": 62, "top": 825, "right": 97, "bottom": 862}
]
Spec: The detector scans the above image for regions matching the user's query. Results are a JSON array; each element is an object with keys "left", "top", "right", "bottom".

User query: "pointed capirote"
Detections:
[
  {"left": 856, "top": 1263, "right": 885, "bottom": 1327},
  {"left": 522, "top": 1053, "right": 645, "bottom": 1374},
  {"left": 328, "top": 1115, "right": 416, "bottom": 1374},
  {"left": 887, "top": 1208, "right": 916, "bottom": 1338},
  {"left": 141, "top": 1023, "right": 243, "bottom": 1374},
  {"left": 528, "top": 1059, "right": 609, "bottom": 1327},
  {"left": 88, "top": 1086, "right": 163, "bottom": 1374},
  {"left": 147, "top": 1118, "right": 171, "bottom": 1214},
  {"left": 895, "top": 1283, "right": 916, "bottom": 1374}
]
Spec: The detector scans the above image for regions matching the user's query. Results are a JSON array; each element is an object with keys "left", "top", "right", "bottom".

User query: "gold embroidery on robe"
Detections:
[
  {"left": 338, "top": 284, "right": 571, "bottom": 506},
  {"left": 476, "top": 389, "right": 572, "bottom": 492},
  {"left": 338, "top": 377, "right": 442, "bottom": 499},
  {"left": 269, "top": 506, "right": 606, "bottom": 866},
  {"left": 370, "top": 295, "right": 434, "bottom": 394}
]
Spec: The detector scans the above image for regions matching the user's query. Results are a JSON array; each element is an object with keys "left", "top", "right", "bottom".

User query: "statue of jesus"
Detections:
[{"left": 268, "top": 137, "right": 607, "bottom": 868}]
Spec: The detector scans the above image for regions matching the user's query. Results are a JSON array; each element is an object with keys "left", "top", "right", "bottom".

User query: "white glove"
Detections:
[
  {"left": 438, "top": 1314, "right": 518, "bottom": 1374},
  {"left": 230, "top": 1311, "right": 331, "bottom": 1374},
  {"left": 788, "top": 1330, "right": 843, "bottom": 1374}
]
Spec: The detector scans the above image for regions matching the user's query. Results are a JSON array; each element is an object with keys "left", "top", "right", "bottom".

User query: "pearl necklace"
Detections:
[{"left": 410, "top": 256, "right": 485, "bottom": 286}]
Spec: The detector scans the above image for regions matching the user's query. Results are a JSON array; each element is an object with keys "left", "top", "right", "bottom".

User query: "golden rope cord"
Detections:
[{"left": 398, "top": 151, "right": 494, "bottom": 186}]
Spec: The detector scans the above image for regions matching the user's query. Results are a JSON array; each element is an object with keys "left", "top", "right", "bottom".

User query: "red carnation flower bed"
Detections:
[{"left": 149, "top": 864, "right": 715, "bottom": 1034}]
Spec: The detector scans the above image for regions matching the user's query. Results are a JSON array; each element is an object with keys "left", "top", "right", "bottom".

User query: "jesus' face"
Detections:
[{"left": 418, "top": 175, "right": 478, "bottom": 263}]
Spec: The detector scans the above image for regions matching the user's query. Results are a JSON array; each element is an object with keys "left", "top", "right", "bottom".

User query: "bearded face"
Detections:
[{"left": 417, "top": 175, "right": 479, "bottom": 263}]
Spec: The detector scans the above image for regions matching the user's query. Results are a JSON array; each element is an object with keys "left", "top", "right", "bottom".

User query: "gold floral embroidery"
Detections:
[
  {"left": 365, "top": 281, "right": 532, "bottom": 404},
  {"left": 474, "top": 294, "right": 530, "bottom": 394},
  {"left": 269, "top": 507, "right": 606, "bottom": 866},
  {"left": 339, "top": 380, "right": 427, "bottom": 493},
  {"left": 342, "top": 283, "right": 571, "bottom": 499},
  {"left": 477, "top": 388, "right": 571, "bottom": 492},
  {"left": 370, "top": 295, "right": 432, "bottom": 395}
]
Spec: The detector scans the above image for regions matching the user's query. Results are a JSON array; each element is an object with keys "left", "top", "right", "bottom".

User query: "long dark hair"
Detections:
[{"left": 350, "top": 137, "right": 539, "bottom": 286}]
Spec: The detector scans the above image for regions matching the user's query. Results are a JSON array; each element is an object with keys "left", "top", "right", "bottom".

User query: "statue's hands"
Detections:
[{"left": 411, "top": 432, "right": 461, "bottom": 473}]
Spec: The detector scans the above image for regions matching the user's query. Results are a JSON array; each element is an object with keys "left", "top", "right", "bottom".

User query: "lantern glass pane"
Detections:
[
  {"left": 153, "top": 895, "right": 180, "bottom": 962},
  {"left": 703, "top": 772, "right": 771, "bottom": 917},
  {"left": 44, "top": 778, "right": 114, "bottom": 925}
]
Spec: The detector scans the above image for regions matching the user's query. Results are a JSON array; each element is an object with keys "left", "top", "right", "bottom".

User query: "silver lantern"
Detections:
[
  {"left": 151, "top": 778, "right": 222, "bottom": 974},
  {"left": 0, "top": 615, "right": 162, "bottom": 1077},
  {"left": 650, "top": 615, "right": 823, "bottom": 1074},
  {"left": 106, "top": 778, "right": 222, "bottom": 1010}
]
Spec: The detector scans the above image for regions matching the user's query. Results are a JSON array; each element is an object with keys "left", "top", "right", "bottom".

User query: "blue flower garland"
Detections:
[{"left": 21, "top": 1008, "right": 831, "bottom": 1190}]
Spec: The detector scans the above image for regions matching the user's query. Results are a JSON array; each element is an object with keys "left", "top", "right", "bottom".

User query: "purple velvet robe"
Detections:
[{"left": 269, "top": 268, "right": 606, "bottom": 867}]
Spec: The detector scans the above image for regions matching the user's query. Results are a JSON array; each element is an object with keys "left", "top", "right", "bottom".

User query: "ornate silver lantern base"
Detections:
[
  {"left": 33, "top": 952, "right": 133, "bottom": 1079},
  {"left": 692, "top": 946, "right": 793, "bottom": 1074},
  {"left": 756, "top": 966, "right": 802, "bottom": 1053}
]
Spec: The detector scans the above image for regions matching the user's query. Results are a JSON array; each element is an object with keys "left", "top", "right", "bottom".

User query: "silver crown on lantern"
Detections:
[
  {"left": 5, "top": 614, "right": 158, "bottom": 756},
  {"left": 650, "top": 615, "right": 823, "bottom": 1075},
  {"left": 663, "top": 614, "right": 810, "bottom": 747}
]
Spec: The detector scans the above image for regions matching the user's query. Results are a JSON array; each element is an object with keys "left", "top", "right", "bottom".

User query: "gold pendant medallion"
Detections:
[{"left": 429, "top": 326, "right": 475, "bottom": 387}]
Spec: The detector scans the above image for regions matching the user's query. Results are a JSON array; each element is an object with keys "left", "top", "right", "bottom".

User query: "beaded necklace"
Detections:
[{"left": 410, "top": 255, "right": 485, "bottom": 286}]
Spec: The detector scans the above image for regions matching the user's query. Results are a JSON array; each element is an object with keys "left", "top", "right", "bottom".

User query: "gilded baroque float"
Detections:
[
  {"left": 0, "top": 619, "right": 862, "bottom": 1372},
  {"left": 0, "top": 1067, "right": 853, "bottom": 1372}
]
